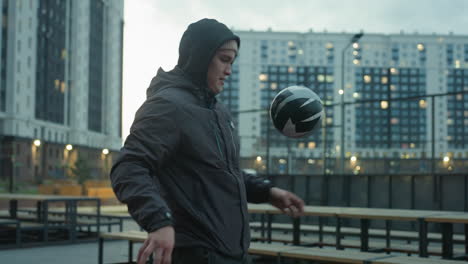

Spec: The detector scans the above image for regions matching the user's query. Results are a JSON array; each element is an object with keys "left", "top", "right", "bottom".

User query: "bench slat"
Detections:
[
  {"left": 281, "top": 247, "right": 385, "bottom": 264},
  {"left": 100, "top": 231, "right": 146, "bottom": 242},
  {"left": 373, "top": 255, "right": 465, "bottom": 264}
]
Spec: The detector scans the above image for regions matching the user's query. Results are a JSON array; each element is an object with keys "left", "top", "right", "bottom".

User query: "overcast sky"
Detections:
[{"left": 121, "top": 0, "right": 468, "bottom": 141}]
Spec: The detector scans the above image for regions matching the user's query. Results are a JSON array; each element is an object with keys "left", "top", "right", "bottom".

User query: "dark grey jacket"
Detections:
[{"left": 111, "top": 19, "right": 273, "bottom": 258}]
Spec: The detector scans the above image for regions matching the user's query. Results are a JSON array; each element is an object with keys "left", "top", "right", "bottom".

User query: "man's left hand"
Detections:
[{"left": 269, "top": 187, "right": 305, "bottom": 218}]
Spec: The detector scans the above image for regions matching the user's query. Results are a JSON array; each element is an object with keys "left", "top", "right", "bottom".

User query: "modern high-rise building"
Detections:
[
  {"left": 0, "top": 0, "right": 124, "bottom": 184},
  {"left": 232, "top": 29, "right": 468, "bottom": 175}
]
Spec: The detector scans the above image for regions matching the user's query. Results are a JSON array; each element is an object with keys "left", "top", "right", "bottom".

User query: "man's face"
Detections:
[{"left": 206, "top": 41, "right": 238, "bottom": 94}]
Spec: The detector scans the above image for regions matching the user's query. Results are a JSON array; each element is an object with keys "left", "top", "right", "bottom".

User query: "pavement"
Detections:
[
  {"left": 0, "top": 220, "right": 142, "bottom": 264},
  {"left": 0, "top": 239, "right": 137, "bottom": 264}
]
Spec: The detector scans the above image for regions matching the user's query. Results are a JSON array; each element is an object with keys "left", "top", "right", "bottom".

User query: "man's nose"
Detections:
[{"left": 224, "top": 65, "right": 232, "bottom": 76}]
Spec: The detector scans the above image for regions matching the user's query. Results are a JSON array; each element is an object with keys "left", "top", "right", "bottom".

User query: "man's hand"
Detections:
[
  {"left": 269, "top": 187, "right": 305, "bottom": 218},
  {"left": 137, "top": 226, "right": 175, "bottom": 264}
]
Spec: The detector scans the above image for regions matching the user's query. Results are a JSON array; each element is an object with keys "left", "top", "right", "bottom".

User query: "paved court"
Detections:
[{"left": 0, "top": 220, "right": 141, "bottom": 264}]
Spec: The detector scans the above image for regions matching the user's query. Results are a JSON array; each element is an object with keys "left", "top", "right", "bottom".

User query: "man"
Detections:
[{"left": 111, "top": 18, "right": 304, "bottom": 264}]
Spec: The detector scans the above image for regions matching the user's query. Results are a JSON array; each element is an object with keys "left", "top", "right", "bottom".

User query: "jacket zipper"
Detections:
[
  {"left": 227, "top": 121, "right": 237, "bottom": 160},
  {"left": 213, "top": 123, "right": 225, "bottom": 160},
  {"left": 213, "top": 110, "right": 247, "bottom": 255},
  {"left": 213, "top": 110, "right": 245, "bottom": 254}
]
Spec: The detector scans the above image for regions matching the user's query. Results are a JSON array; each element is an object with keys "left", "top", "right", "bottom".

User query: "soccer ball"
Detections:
[{"left": 270, "top": 85, "right": 323, "bottom": 138}]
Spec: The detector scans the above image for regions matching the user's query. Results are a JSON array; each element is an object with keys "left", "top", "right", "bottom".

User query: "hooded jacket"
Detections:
[{"left": 110, "top": 19, "right": 273, "bottom": 258}]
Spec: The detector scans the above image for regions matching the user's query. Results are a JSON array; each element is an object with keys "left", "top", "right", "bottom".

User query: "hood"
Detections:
[
  {"left": 177, "top": 18, "right": 240, "bottom": 87},
  {"left": 146, "top": 67, "right": 199, "bottom": 99}
]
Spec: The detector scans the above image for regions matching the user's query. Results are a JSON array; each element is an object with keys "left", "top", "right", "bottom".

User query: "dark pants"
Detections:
[{"left": 172, "top": 247, "right": 250, "bottom": 264}]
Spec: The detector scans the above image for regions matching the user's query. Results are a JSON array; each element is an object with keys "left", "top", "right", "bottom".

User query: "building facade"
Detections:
[
  {"left": 0, "top": 0, "right": 124, "bottom": 184},
  {"left": 232, "top": 29, "right": 468, "bottom": 175}
]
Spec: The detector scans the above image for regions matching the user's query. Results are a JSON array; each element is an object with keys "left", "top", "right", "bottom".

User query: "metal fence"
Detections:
[
  {"left": 264, "top": 173, "right": 467, "bottom": 231},
  {"left": 238, "top": 89, "right": 468, "bottom": 176}
]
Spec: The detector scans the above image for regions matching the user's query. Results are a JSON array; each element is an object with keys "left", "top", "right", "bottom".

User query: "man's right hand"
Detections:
[{"left": 137, "top": 226, "right": 175, "bottom": 264}]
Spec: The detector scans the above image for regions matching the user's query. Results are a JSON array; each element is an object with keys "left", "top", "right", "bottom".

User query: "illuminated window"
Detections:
[
  {"left": 308, "top": 142, "right": 316, "bottom": 149},
  {"left": 363, "top": 75, "right": 371, "bottom": 83},
  {"left": 456, "top": 94, "right": 463, "bottom": 100},
  {"left": 464, "top": 111, "right": 468, "bottom": 117},
  {"left": 352, "top": 43, "right": 359, "bottom": 49},
  {"left": 54, "top": 79, "right": 60, "bottom": 88},
  {"left": 380, "top": 101, "right": 389, "bottom": 109},
  {"left": 455, "top": 60, "right": 461, "bottom": 68},
  {"left": 390, "top": 68, "right": 398, "bottom": 74},
  {"left": 353, "top": 92, "right": 359, "bottom": 98},
  {"left": 410, "top": 143, "right": 415, "bottom": 148},
  {"left": 326, "top": 43, "right": 334, "bottom": 49},
  {"left": 353, "top": 50, "right": 359, "bottom": 56},
  {"left": 381, "top": 76, "right": 388, "bottom": 84},
  {"left": 258, "top": 74, "right": 268, "bottom": 81},
  {"left": 326, "top": 75, "right": 334, "bottom": 82},
  {"left": 317, "top": 75, "right": 325, "bottom": 82},
  {"left": 60, "top": 82, "right": 66, "bottom": 93},
  {"left": 390, "top": 85, "right": 397, "bottom": 91},
  {"left": 338, "top": 89, "right": 344, "bottom": 95},
  {"left": 417, "top": 44, "right": 425, "bottom": 51},
  {"left": 288, "top": 41, "right": 295, "bottom": 46},
  {"left": 270, "top": 82, "right": 277, "bottom": 90},
  {"left": 391, "top": 118, "right": 399, "bottom": 124},
  {"left": 298, "top": 49, "right": 304, "bottom": 55},
  {"left": 326, "top": 118, "right": 333, "bottom": 124},
  {"left": 447, "top": 119, "right": 454, "bottom": 125},
  {"left": 288, "top": 66, "right": 295, "bottom": 73},
  {"left": 419, "top": 99, "right": 427, "bottom": 108},
  {"left": 298, "top": 142, "right": 305, "bottom": 148},
  {"left": 353, "top": 59, "right": 360, "bottom": 65},
  {"left": 307, "top": 159, "right": 315, "bottom": 164}
]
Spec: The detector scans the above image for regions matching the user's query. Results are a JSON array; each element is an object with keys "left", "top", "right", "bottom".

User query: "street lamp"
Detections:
[
  {"left": 340, "top": 32, "right": 364, "bottom": 175},
  {"left": 33, "top": 139, "right": 41, "bottom": 147}
]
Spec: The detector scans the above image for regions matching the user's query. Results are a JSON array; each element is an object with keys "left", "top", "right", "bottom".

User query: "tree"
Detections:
[{"left": 70, "top": 154, "right": 91, "bottom": 184}]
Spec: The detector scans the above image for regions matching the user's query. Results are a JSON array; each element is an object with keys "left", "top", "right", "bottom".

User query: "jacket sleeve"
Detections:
[
  {"left": 110, "top": 97, "right": 180, "bottom": 232},
  {"left": 242, "top": 171, "right": 274, "bottom": 203}
]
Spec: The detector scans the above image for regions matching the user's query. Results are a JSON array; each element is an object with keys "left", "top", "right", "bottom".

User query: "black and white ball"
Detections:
[{"left": 270, "top": 86, "right": 323, "bottom": 138}]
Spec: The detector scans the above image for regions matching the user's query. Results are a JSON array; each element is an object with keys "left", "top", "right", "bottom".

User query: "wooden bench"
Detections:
[
  {"left": 0, "top": 218, "right": 21, "bottom": 246},
  {"left": 250, "top": 230, "right": 466, "bottom": 256},
  {"left": 249, "top": 242, "right": 464, "bottom": 264},
  {"left": 249, "top": 242, "right": 391, "bottom": 263},
  {"left": 17, "top": 208, "right": 126, "bottom": 232},
  {"left": 87, "top": 187, "right": 116, "bottom": 199},
  {"left": 250, "top": 222, "right": 465, "bottom": 243},
  {"left": 98, "top": 231, "right": 463, "bottom": 264},
  {"left": 0, "top": 218, "right": 49, "bottom": 247},
  {"left": 99, "top": 231, "right": 147, "bottom": 264},
  {"left": 371, "top": 255, "right": 465, "bottom": 264}
]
